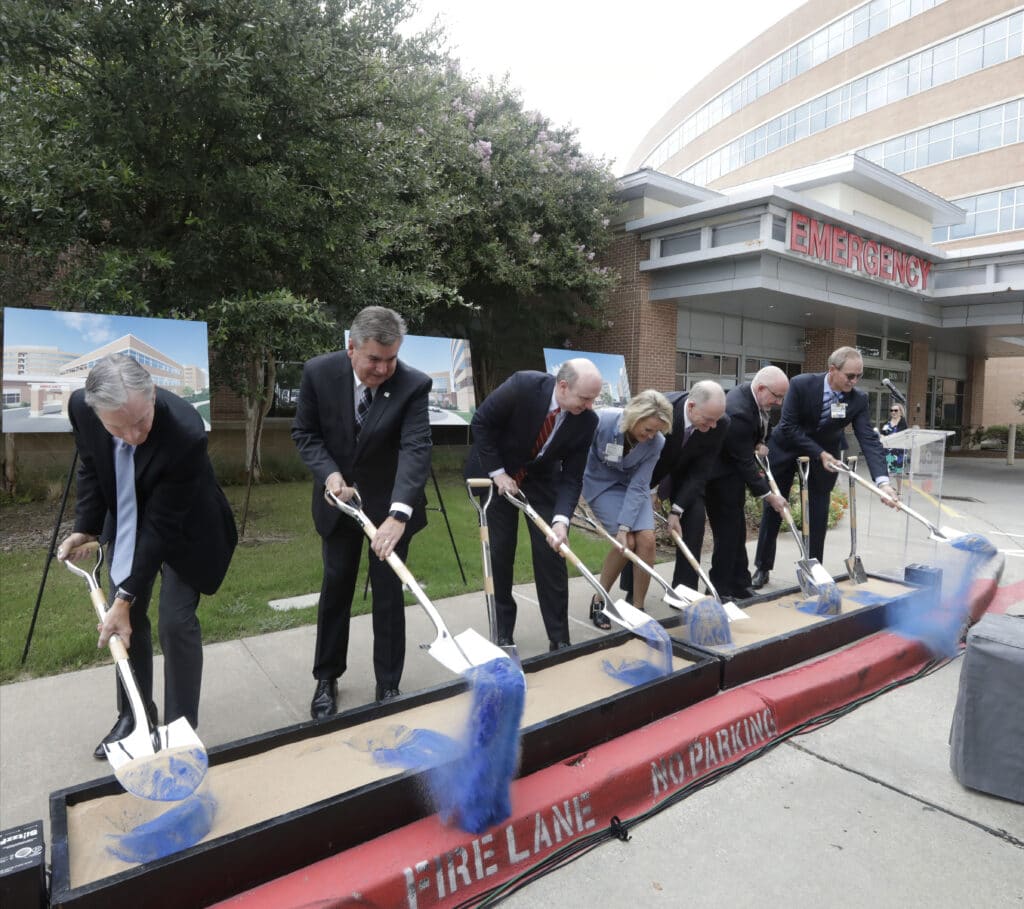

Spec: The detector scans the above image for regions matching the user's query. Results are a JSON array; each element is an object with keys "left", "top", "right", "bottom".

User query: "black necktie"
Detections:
[{"left": 355, "top": 386, "right": 372, "bottom": 435}]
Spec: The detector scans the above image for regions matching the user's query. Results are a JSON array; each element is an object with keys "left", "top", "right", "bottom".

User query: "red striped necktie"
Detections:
[{"left": 514, "top": 407, "right": 560, "bottom": 483}]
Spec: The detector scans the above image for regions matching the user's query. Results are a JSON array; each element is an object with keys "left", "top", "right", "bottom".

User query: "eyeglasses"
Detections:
[
  {"left": 890, "top": 408, "right": 900, "bottom": 413},
  {"left": 842, "top": 372, "right": 864, "bottom": 381}
]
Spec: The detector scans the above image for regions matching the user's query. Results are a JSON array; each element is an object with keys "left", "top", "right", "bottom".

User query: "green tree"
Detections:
[
  {"left": 420, "top": 79, "right": 621, "bottom": 397},
  {"left": 207, "top": 290, "right": 336, "bottom": 484},
  {"left": 0, "top": 0, "right": 447, "bottom": 320}
]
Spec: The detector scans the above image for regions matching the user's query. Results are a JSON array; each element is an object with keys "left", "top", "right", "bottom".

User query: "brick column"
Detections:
[
  {"left": 802, "top": 327, "right": 857, "bottom": 373},
  {"left": 574, "top": 233, "right": 677, "bottom": 392},
  {"left": 908, "top": 340, "right": 929, "bottom": 428}
]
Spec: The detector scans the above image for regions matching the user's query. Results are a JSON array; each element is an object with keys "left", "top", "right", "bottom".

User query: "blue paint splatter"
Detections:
[
  {"left": 887, "top": 533, "right": 997, "bottom": 657},
  {"left": 844, "top": 590, "right": 889, "bottom": 606},
  {"left": 369, "top": 728, "right": 460, "bottom": 768},
  {"left": 115, "top": 746, "right": 208, "bottom": 802},
  {"left": 686, "top": 597, "right": 733, "bottom": 646},
  {"left": 107, "top": 792, "right": 217, "bottom": 864},
  {"left": 632, "top": 618, "right": 675, "bottom": 673}
]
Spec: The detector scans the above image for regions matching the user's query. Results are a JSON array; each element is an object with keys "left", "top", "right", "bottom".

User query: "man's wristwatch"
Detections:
[
  {"left": 115, "top": 587, "right": 136, "bottom": 606},
  {"left": 388, "top": 510, "right": 409, "bottom": 523}
]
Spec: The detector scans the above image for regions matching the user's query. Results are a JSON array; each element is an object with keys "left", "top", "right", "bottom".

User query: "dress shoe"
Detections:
[
  {"left": 548, "top": 640, "right": 571, "bottom": 652},
  {"left": 751, "top": 569, "right": 770, "bottom": 589},
  {"left": 92, "top": 701, "right": 157, "bottom": 761},
  {"left": 730, "top": 587, "right": 758, "bottom": 600},
  {"left": 375, "top": 685, "right": 401, "bottom": 702},
  {"left": 496, "top": 636, "right": 515, "bottom": 648},
  {"left": 310, "top": 678, "right": 337, "bottom": 720}
]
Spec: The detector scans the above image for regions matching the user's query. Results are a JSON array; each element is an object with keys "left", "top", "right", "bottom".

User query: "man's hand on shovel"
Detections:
[
  {"left": 57, "top": 531, "right": 98, "bottom": 563},
  {"left": 98, "top": 598, "right": 133, "bottom": 650},
  {"left": 877, "top": 481, "right": 901, "bottom": 509}
]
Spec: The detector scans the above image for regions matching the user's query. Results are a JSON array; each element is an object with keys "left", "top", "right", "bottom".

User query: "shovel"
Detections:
[
  {"left": 653, "top": 511, "right": 747, "bottom": 622},
  {"left": 757, "top": 453, "right": 837, "bottom": 598},
  {"left": 62, "top": 542, "right": 207, "bottom": 802},
  {"left": 466, "top": 478, "right": 519, "bottom": 661},
  {"left": 843, "top": 455, "right": 868, "bottom": 583},
  {"left": 502, "top": 490, "right": 657, "bottom": 636},
  {"left": 830, "top": 461, "right": 970, "bottom": 544},
  {"left": 326, "top": 489, "right": 509, "bottom": 675},
  {"left": 574, "top": 504, "right": 697, "bottom": 611}
]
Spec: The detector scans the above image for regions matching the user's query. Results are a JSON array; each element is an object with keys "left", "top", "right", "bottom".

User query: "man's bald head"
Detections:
[{"left": 555, "top": 358, "right": 603, "bottom": 414}]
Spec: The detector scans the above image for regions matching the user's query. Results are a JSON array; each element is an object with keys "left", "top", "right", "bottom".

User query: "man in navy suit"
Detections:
[
  {"left": 58, "top": 354, "right": 237, "bottom": 758},
  {"left": 293, "top": 306, "right": 432, "bottom": 717},
  {"left": 705, "top": 367, "right": 790, "bottom": 599},
  {"left": 751, "top": 346, "right": 898, "bottom": 588},
  {"left": 649, "top": 381, "right": 729, "bottom": 591},
  {"left": 465, "top": 359, "right": 602, "bottom": 650}
]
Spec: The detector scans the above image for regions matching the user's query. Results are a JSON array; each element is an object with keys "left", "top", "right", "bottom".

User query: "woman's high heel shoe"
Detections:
[{"left": 590, "top": 594, "right": 611, "bottom": 630}]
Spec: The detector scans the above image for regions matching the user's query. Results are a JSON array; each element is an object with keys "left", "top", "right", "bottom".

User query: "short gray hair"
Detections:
[
  {"left": 621, "top": 389, "right": 673, "bottom": 435},
  {"left": 350, "top": 306, "right": 407, "bottom": 348},
  {"left": 688, "top": 379, "right": 725, "bottom": 407},
  {"left": 84, "top": 353, "right": 154, "bottom": 412},
  {"left": 828, "top": 346, "right": 862, "bottom": 370}
]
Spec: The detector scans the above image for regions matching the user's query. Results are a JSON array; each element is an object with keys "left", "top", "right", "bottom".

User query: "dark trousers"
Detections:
[
  {"left": 754, "top": 455, "right": 837, "bottom": 569},
  {"left": 110, "top": 559, "right": 203, "bottom": 729},
  {"left": 315, "top": 521, "right": 409, "bottom": 690},
  {"left": 621, "top": 496, "right": 706, "bottom": 596},
  {"left": 705, "top": 473, "right": 752, "bottom": 595},
  {"left": 486, "top": 477, "right": 569, "bottom": 646}
]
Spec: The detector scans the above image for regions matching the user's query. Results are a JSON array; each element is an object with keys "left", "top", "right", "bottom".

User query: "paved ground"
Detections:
[{"left": 1, "top": 456, "right": 1022, "bottom": 905}]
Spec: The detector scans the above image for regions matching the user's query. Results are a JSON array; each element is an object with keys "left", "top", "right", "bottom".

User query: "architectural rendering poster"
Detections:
[
  {"left": 543, "top": 348, "right": 630, "bottom": 408},
  {"left": 2, "top": 307, "right": 211, "bottom": 433},
  {"left": 341, "top": 331, "right": 477, "bottom": 425}
]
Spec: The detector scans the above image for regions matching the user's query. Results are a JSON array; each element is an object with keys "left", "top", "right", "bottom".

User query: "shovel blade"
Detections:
[
  {"left": 107, "top": 717, "right": 208, "bottom": 802},
  {"left": 795, "top": 564, "right": 819, "bottom": 598},
  {"left": 845, "top": 555, "right": 868, "bottom": 584},
  {"left": 602, "top": 598, "right": 658, "bottom": 633},
  {"left": 427, "top": 627, "right": 511, "bottom": 675},
  {"left": 662, "top": 583, "right": 702, "bottom": 610}
]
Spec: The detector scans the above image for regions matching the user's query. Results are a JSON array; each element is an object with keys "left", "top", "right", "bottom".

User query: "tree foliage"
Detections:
[{"left": 1, "top": 0, "right": 621, "bottom": 418}]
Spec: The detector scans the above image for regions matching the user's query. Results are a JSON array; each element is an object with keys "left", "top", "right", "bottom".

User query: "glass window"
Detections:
[
  {"left": 721, "top": 356, "right": 738, "bottom": 376},
  {"left": 661, "top": 230, "right": 701, "bottom": 257},
  {"left": 712, "top": 220, "right": 759, "bottom": 247},
  {"left": 688, "top": 353, "right": 721, "bottom": 373},
  {"left": 772, "top": 216, "right": 787, "bottom": 241},
  {"left": 856, "top": 334, "right": 883, "bottom": 359},
  {"left": 886, "top": 339, "right": 911, "bottom": 362}
]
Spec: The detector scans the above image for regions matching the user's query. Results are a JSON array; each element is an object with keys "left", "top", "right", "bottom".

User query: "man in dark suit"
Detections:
[
  {"left": 705, "top": 367, "right": 790, "bottom": 599},
  {"left": 649, "top": 380, "right": 729, "bottom": 590},
  {"left": 465, "top": 359, "right": 602, "bottom": 650},
  {"left": 752, "top": 346, "right": 898, "bottom": 588},
  {"left": 58, "top": 354, "right": 237, "bottom": 758},
  {"left": 293, "top": 306, "right": 432, "bottom": 717}
]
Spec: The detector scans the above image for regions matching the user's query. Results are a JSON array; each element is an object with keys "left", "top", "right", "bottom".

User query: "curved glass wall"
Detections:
[
  {"left": 677, "top": 10, "right": 1024, "bottom": 186},
  {"left": 641, "top": 0, "right": 948, "bottom": 170},
  {"left": 932, "top": 184, "right": 1024, "bottom": 242}
]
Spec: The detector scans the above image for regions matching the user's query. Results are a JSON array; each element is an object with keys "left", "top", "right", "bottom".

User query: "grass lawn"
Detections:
[{"left": 0, "top": 461, "right": 617, "bottom": 683}]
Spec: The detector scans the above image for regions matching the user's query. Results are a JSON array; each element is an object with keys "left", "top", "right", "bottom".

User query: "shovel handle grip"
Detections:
[{"left": 466, "top": 478, "right": 493, "bottom": 489}]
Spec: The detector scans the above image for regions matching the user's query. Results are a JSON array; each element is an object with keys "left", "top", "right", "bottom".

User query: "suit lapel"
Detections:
[{"left": 354, "top": 361, "right": 396, "bottom": 458}]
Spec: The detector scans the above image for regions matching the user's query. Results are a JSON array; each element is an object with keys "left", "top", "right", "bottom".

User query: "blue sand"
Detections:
[
  {"left": 367, "top": 658, "right": 526, "bottom": 835},
  {"left": 844, "top": 590, "right": 889, "bottom": 606},
  {"left": 887, "top": 533, "right": 997, "bottom": 657},
  {"left": 601, "top": 658, "right": 667, "bottom": 686},
  {"left": 107, "top": 792, "right": 217, "bottom": 864},
  {"left": 796, "top": 583, "right": 842, "bottom": 616},
  {"left": 369, "top": 728, "right": 460, "bottom": 768},
  {"left": 116, "top": 747, "right": 208, "bottom": 802},
  {"left": 686, "top": 597, "right": 733, "bottom": 647},
  {"left": 633, "top": 618, "right": 675, "bottom": 673}
]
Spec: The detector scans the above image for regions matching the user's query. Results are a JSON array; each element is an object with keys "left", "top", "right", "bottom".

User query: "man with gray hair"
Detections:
[
  {"left": 704, "top": 366, "right": 790, "bottom": 599},
  {"left": 465, "top": 358, "right": 602, "bottom": 650},
  {"left": 293, "top": 305, "right": 432, "bottom": 717},
  {"left": 58, "top": 353, "right": 237, "bottom": 759},
  {"left": 751, "top": 346, "right": 898, "bottom": 589}
]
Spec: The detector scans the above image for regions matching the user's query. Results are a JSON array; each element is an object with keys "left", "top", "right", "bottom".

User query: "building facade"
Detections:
[{"left": 588, "top": 0, "right": 1024, "bottom": 443}]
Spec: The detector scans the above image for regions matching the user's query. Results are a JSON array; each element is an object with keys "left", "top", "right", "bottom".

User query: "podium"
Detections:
[{"left": 862, "top": 428, "right": 954, "bottom": 569}]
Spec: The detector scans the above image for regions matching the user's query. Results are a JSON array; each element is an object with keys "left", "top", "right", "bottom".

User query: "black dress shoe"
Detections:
[
  {"left": 375, "top": 685, "right": 401, "bottom": 702},
  {"left": 751, "top": 569, "right": 770, "bottom": 589},
  {"left": 310, "top": 678, "right": 337, "bottom": 720},
  {"left": 548, "top": 640, "right": 571, "bottom": 652},
  {"left": 93, "top": 701, "right": 158, "bottom": 760},
  {"left": 731, "top": 587, "right": 758, "bottom": 600},
  {"left": 496, "top": 636, "right": 515, "bottom": 648}
]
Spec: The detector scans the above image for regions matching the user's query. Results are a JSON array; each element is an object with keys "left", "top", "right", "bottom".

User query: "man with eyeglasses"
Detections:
[
  {"left": 705, "top": 366, "right": 791, "bottom": 599},
  {"left": 751, "top": 346, "right": 898, "bottom": 589}
]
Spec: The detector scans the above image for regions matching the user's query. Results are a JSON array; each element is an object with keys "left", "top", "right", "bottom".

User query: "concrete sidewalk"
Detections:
[{"left": 2, "top": 457, "right": 1022, "bottom": 903}]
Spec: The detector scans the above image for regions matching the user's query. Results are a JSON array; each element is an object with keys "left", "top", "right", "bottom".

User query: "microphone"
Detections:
[{"left": 882, "top": 377, "right": 907, "bottom": 404}]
